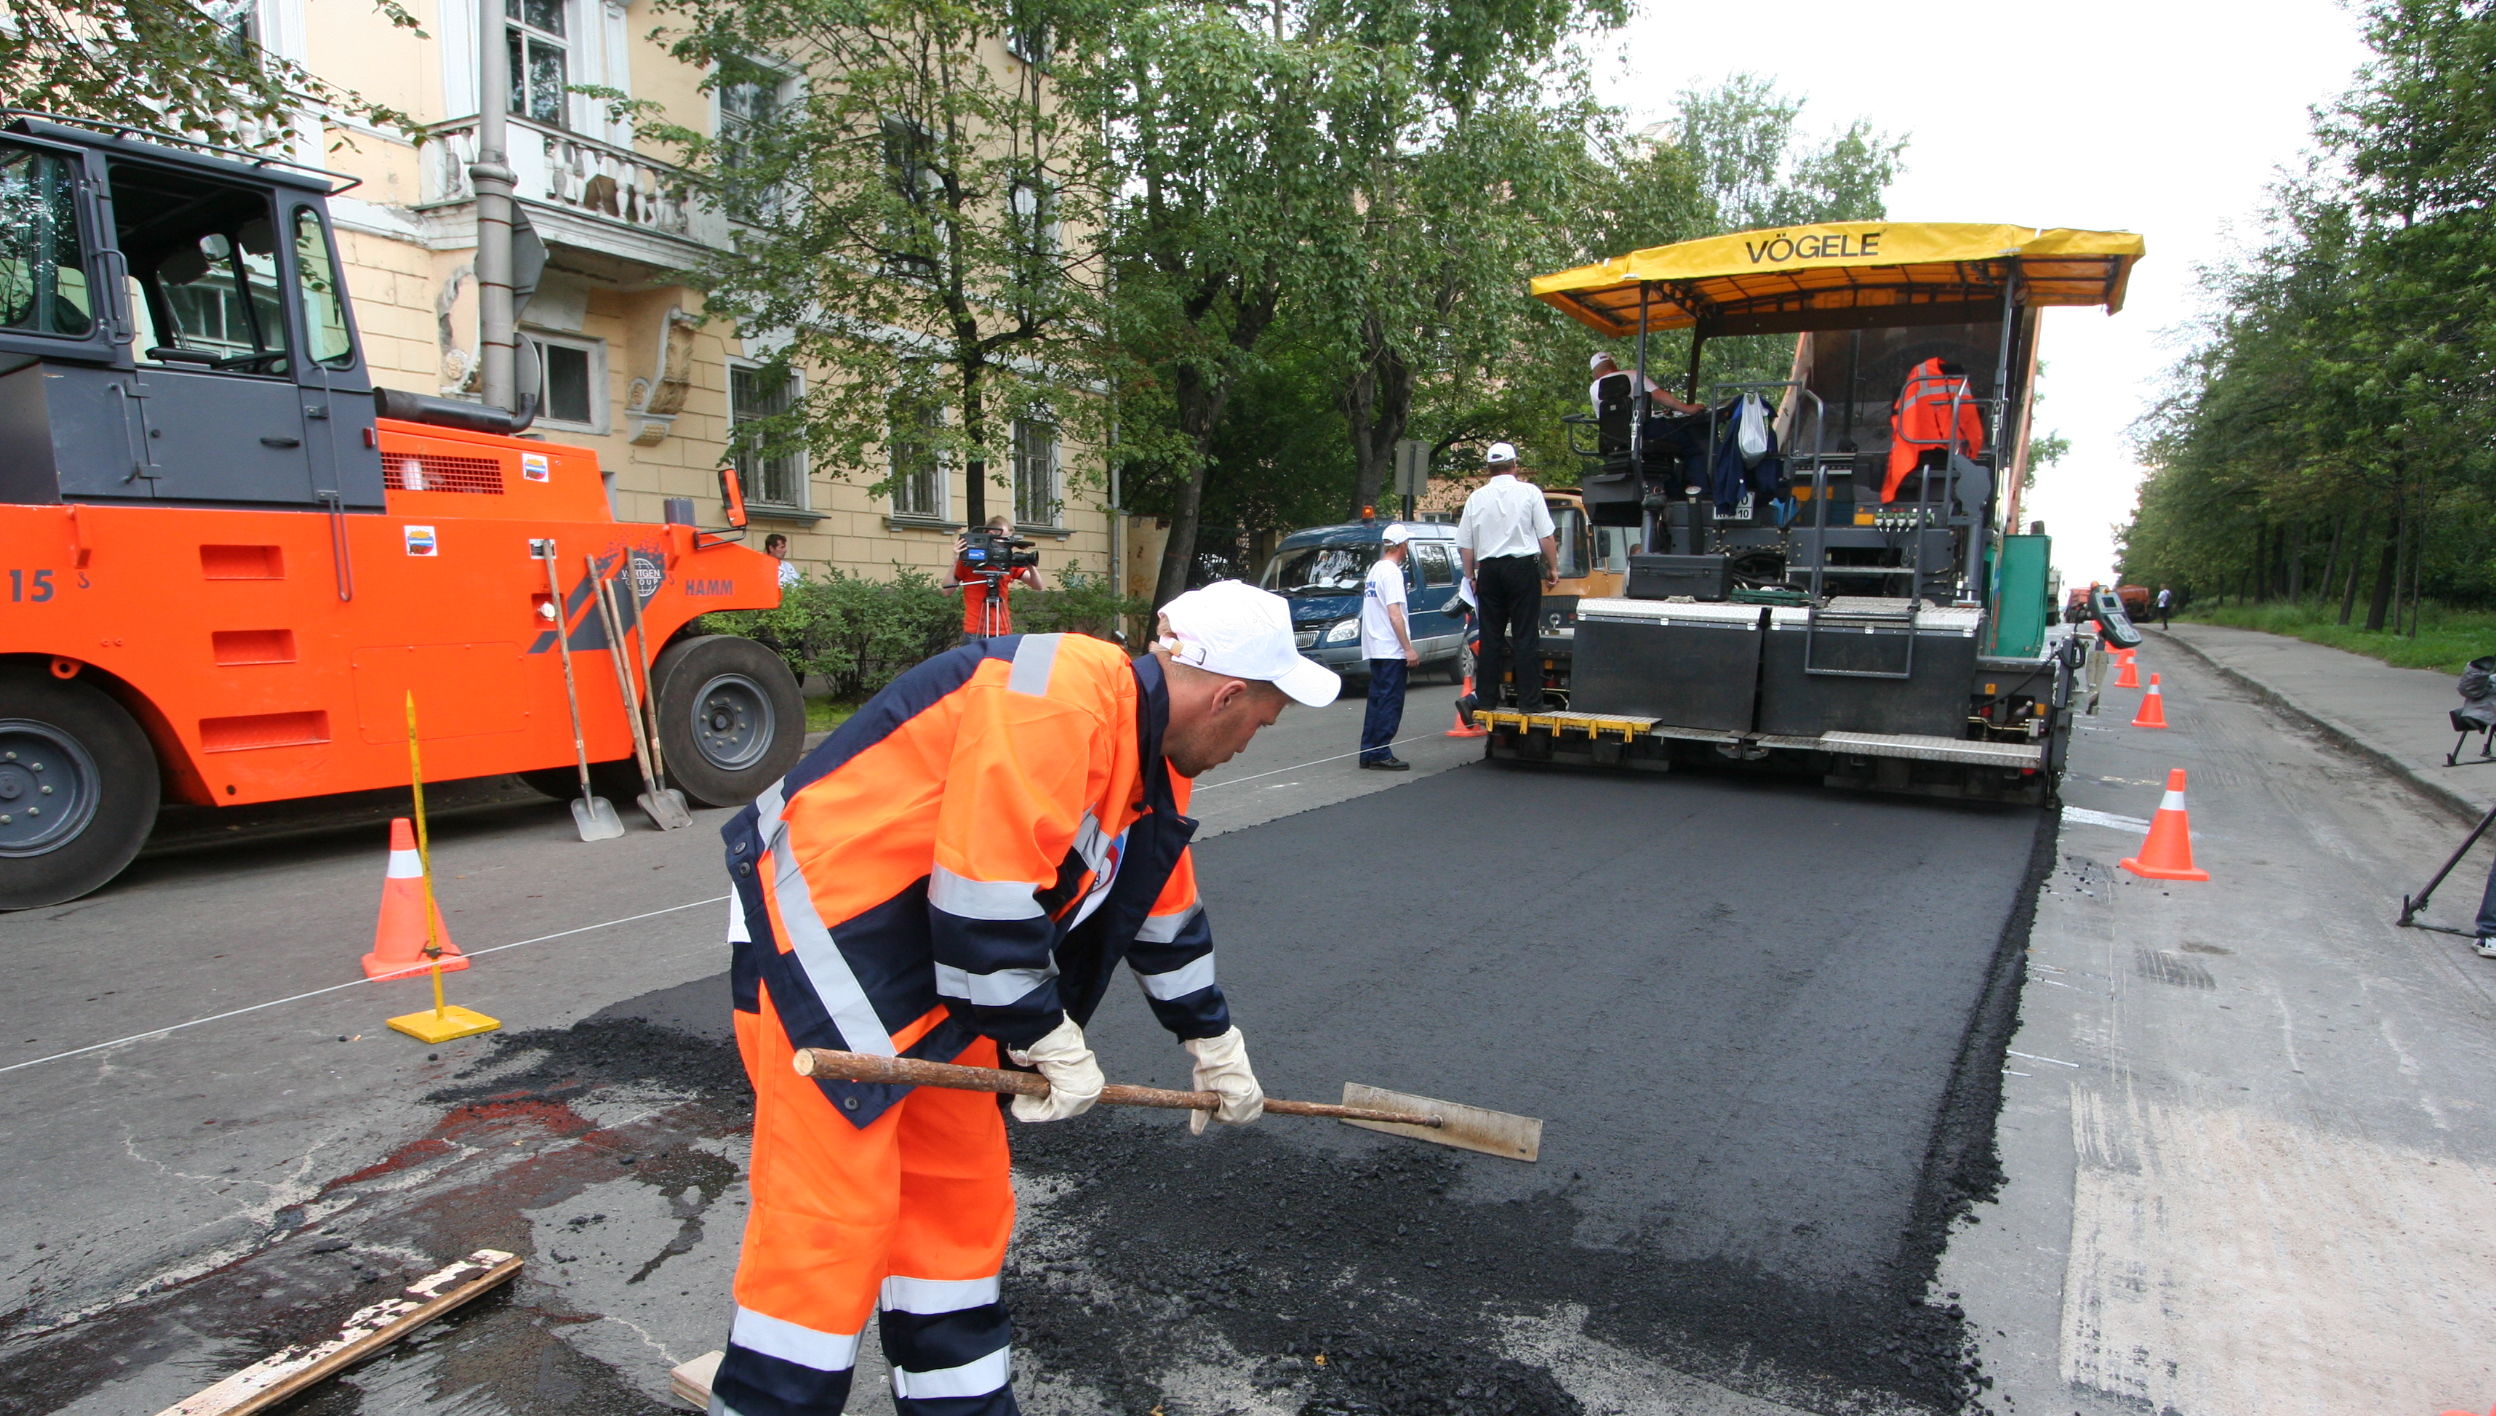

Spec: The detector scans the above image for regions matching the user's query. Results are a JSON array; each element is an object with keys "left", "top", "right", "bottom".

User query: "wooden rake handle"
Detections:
[{"left": 792, "top": 1047, "right": 1444, "bottom": 1129}]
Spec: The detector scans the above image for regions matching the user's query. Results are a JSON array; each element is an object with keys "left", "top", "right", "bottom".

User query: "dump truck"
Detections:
[
  {"left": 1481, "top": 221, "right": 2145, "bottom": 804},
  {"left": 0, "top": 114, "right": 803, "bottom": 908}
]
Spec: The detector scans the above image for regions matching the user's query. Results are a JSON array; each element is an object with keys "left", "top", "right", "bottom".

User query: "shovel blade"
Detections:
[
  {"left": 571, "top": 795, "right": 626, "bottom": 842},
  {"left": 639, "top": 791, "right": 694, "bottom": 831},
  {"left": 1338, "top": 1082, "right": 1542, "bottom": 1163}
]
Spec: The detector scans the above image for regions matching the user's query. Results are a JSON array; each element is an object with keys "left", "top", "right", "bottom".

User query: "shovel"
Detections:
[
  {"left": 793, "top": 1047, "right": 1541, "bottom": 1162},
  {"left": 588, "top": 557, "right": 692, "bottom": 831},
  {"left": 541, "top": 546, "right": 624, "bottom": 841},
  {"left": 618, "top": 565, "right": 692, "bottom": 822}
]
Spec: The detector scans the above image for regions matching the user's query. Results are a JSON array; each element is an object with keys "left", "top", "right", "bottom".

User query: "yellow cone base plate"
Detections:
[{"left": 388, "top": 1005, "right": 503, "bottom": 1043}]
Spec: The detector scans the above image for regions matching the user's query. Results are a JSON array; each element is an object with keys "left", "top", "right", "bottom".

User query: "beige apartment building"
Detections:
[{"left": 239, "top": 0, "right": 1119, "bottom": 586}]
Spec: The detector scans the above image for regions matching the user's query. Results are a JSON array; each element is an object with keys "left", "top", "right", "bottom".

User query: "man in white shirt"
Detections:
[
  {"left": 1588, "top": 351, "right": 1702, "bottom": 420},
  {"left": 1358, "top": 525, "right": 1421, "bottom": 771},
  {"left": 1454, "top": 443, "right": 1559, "bottom": 721}
]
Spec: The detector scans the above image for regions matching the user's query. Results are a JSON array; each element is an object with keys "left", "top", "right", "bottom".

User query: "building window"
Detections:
[
  {"left": 730, "top": 363, "right": 805, "bottom": 508},
  {"left": 890, "top": 398, "right": 943, "bottom": 518},
  {"left": 1008, "top": 177, "right": 1058, "bottom": 260},
  {"left": 209, "top": 0, "right": 261, "bottom": 63},
  {"left": 718, "top": 55, "right": 795, "bottom": 220},
  {"left": 527, "top": 331, "right": 604, "bottom": 431},
  {"left": 880, "top": 116, "right": 943, "bottom": 277},
  {"left": 507, "top": 0, "right": 568, "bottom": 127},
  {"left": 1012, "top": 417, "right": 1058, "bottom": 528}
]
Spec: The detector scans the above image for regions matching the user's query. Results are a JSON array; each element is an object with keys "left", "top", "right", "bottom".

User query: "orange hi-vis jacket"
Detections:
[
  {"left": 1883, "top": 357, "right": 1986, "bottom": 503},
  {"left": 723, "top": 633, "right": 1222, "bottom": 1128}
]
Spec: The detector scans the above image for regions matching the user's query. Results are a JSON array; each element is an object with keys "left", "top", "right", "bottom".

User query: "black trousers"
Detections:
[{"left": 1475, "top": 554, "right": 1545, "bottom": 711}]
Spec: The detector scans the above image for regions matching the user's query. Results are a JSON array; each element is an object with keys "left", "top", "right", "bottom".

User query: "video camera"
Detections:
[{"left": 960, "top": 527, "right": 1040, "bottom": 577}]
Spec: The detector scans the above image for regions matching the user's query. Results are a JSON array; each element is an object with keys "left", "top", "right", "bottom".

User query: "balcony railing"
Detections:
[{"left": 417, "top": 115, "right": 726, "bottom": 251}]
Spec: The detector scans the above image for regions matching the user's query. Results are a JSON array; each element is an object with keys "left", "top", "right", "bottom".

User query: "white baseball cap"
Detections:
[
  {"left": 1485, "top": 441, "right": 1518, "bottom": 465},
  {"left": 1159, "top": 581, "right": 1340, "bottom": 707},
  {"left": 1588, "top": 352, "right": 1613, "bottom": 370},
  {"left": 1380, "top": 523, "right": 1411, "bottom": 545}
]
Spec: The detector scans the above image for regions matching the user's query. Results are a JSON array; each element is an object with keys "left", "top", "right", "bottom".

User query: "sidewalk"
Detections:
[{"left": 2160, "top": 620, "right": 2491, "bottom": 823}]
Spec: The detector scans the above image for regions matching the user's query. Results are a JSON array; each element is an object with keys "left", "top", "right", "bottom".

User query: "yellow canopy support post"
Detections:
[{"left": 387, "top": 690, "right": 501, "bottom": 1045}]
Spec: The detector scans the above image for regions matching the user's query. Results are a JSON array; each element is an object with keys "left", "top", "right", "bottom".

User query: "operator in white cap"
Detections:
[
  {"left": 710, "top": 583, "right": 1334, "bottom": 1416},
  {"left": 1357, "top": 525, "right": 1421, "bottom": 770}
]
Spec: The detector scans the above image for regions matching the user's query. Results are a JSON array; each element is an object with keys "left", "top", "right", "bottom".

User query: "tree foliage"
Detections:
[
  {"left": 2119, "top": 0, "right": 2496, "bottom": 632},
  {"left": 0, "top": 0, "right": 421, "bottom": 146}
]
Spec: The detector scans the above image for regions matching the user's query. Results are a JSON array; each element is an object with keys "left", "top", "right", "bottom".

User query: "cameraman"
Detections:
[{"left": 955, "top": 514, "right": 1044, "bottom": 639}]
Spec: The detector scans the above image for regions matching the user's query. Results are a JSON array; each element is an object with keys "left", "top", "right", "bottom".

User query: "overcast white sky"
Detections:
[{"left": 1593, "top": 0, "right": 2376, "bottom": 584}]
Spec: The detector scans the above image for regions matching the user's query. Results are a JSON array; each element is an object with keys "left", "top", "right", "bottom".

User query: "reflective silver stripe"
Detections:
[
  {"left": 933, "top": 963, "right": 971, "bottom": 1000},
  {"left": 929, "top": 864, "right": 1044, "bottom": 920},
  {"left": 770, "top": 830, "right": 897, "bottom": 1059},
  {"left": 726, "top": 891, "right": 750, "bottom": 945},
  {"left": 963, "top": 964, "right": 1056, "bottom": 1007},
  {"left": 891, "top": 1346, "right": 1012, "bottom": 1400},
  {"left": 730, "top": 1306, "right": 861, "bottom": 1372},
  {"left": 1007, "top": 634, "right": 1060, "bottom": 696},
  {"left": 1135, "top": 950, "right": 1217, "bottom": 1001},
  {"left": 1071, "top": 810, "right": 1114, "bottom": 877},
  {"left": 1135, "top": 903, "right": 1201, "bottom": 944},
  {"left": 880, "top": 1274, "right": 1001, "bottom": 1314},
  {"left": 706, "top": 1397, "right": 745, "bottom": 1416}
]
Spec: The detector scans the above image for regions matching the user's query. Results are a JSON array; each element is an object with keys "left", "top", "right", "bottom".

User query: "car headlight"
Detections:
[{"left": 1322, "top": 618, "right": 1360, "bottom": 644}]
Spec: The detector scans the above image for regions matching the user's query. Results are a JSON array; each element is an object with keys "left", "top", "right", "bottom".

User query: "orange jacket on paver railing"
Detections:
[
  {"left": 1884, "top": 357, "right": 1987, "bottom": 502},
  {"left": 721, "top": 633, "right": 1223, "bottom": 1129}
]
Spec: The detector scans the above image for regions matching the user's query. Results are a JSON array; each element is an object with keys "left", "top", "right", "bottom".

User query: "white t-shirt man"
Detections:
[{"left": 1360, "top": 551, "right": 1410, "bottom": 661}]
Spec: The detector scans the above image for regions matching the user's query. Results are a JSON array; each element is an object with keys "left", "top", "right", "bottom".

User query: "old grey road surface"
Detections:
[{"left": 6, "top": 645, "right": 2489, "bottom": 1414}]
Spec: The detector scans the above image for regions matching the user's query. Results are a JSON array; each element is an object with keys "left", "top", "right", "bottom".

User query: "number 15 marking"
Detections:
[{"left": 8, "top": 569, "right": 58, "bottom": 602}]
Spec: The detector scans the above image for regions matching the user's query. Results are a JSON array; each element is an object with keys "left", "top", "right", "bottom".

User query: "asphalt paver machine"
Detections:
[
  {"left": 0, "top": 115, "right": 804, "bottom": 908},
  {"left": 1484, "top": 222, "right": 2144, "bottom": 805}
]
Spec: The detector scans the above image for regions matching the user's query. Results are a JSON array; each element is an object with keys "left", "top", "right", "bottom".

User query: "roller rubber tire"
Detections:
[
  {"left": 648, "top": 635, "right": 806, "bottom": 808},
  {"left": 0, "top": 669, "right": 161, "bottom": 910}
]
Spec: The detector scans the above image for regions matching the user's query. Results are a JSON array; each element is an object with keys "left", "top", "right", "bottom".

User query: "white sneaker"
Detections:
[{"left": 2477, "top": 937, "right": 2496, "bottom": 959}]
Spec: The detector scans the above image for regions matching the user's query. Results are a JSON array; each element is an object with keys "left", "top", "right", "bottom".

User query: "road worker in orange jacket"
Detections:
[
  {"left": 1882, "top": 357, "right": 1987, "bottom": 502},
  {"left": 710, "top": 581, "right": 1339, "bottom": 1416}
]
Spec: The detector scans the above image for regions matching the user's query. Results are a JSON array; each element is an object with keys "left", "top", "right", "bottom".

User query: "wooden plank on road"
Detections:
[{"left": 155, "top": 1248, "right": 522, "bottom": 1416}]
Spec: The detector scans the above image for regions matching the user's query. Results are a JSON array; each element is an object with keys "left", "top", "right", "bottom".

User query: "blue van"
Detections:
[{"left": 1258, "top": 520, "right": 1470, "bottom": 681}]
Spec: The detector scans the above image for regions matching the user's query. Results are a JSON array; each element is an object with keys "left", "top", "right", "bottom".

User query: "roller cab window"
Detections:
[{"left": 0, "top": 142, "right": 95, "bottom": 340}]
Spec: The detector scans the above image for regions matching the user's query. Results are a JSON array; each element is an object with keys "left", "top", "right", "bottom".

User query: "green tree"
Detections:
[
  {"left": 635, "top": 0, "right": 1105, "bottom": 527},
  {"left": 0, "top": 0, "right": 420, "bottom": 146}
]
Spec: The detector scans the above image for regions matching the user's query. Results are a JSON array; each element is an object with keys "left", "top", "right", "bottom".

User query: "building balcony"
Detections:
[{"left": 416, "top": 114, "right": 729, "bottom": 278}]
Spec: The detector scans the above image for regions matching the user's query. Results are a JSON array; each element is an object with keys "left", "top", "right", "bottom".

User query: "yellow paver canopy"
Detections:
[{"left": 1531, "top": 222, "right": 2145, "bottom": 338}]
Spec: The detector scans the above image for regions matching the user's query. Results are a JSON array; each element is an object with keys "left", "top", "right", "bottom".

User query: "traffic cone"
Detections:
[
  {"left": 1445, "top": 672, "right": 1487, "bottom": 738},
  {"left": 2112, "top": 649, "right": 2140, "bottom": 689},
  {"left": 2131, "top": 672, "right": 2169, "bottom": 729},
  {"left": 2120, "top": 768, "right": 2209, "bottom": 881},
  {"left": 361, "top": 817, "right": 468, "bottom": 980}
]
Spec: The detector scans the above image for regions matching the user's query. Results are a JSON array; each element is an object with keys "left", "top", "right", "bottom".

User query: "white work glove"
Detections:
[
  {"left": 1183, "top": 1026, "right": 1263, "bottom": 1134},
  {"left": 1005, "top": 1017, "right": 1101, "bottom": 1123}
]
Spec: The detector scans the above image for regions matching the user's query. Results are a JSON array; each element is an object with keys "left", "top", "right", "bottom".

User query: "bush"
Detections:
[
  {"left": 1014, "top": 567, "right": 1149, "bottom": 642},
  {"left": 702, "top": 566, "right": 958, "bottom": 700},
  {"left": 702, "top": 564, "right": 1150, "bottom": 701}
]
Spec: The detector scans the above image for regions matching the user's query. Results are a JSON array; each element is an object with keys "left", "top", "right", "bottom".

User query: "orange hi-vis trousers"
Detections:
[{"left": 712, "top": 987, "right": 1018, "bottom": 1416}]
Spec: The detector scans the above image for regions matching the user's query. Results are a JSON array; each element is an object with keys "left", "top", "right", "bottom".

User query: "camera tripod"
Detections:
[
  {"left": 2396, "top": 796, "right": 2496, "bottom": 938},
  {"left": 962, "top": 569, "right": 1014, "bottom": 638}
]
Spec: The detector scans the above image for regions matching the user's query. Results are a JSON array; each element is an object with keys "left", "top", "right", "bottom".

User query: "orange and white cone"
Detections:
[
  {"left": 361, "top": 817, "right": 468, "bottom": 980},
  {"left": 2112, "top": 648, "right": 2140, "bottom": 689},
  {"left": 2131, "top": 672, "right": 2169, "bottom": 728},
  {"left": 1446, "top": 672, "right": 1488, "bottom": 738},
  {"left": 2120, "top": 768, "right": 2209, "bottom": 881}
]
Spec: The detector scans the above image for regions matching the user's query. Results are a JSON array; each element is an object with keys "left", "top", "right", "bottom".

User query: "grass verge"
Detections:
[
  {"left": 2180, "top": 602, "right": 2496, "bottom": 675},
  {"left": 805, "top": 698, "right": 860, "bottom": 734}
]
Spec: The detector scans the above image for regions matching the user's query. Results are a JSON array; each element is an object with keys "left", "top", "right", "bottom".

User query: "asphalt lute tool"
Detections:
[{"left": 793, "top": 1048, "right": 1541, "bottom": 1162}]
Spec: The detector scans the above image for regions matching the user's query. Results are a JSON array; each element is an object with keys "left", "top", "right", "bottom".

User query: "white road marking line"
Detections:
[
  {"left": 2007, "top": 1049, "right": 2081, "bottom": 1068},
  {"left": 1198, "top": 739, "right": 1457, "bottom": 794},
  {"left": 0, "top": 896, "right": 730, "bottom": 1080},
  {"left": 2061, "top": 805, "right": 2152, "bottom": 834}
]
